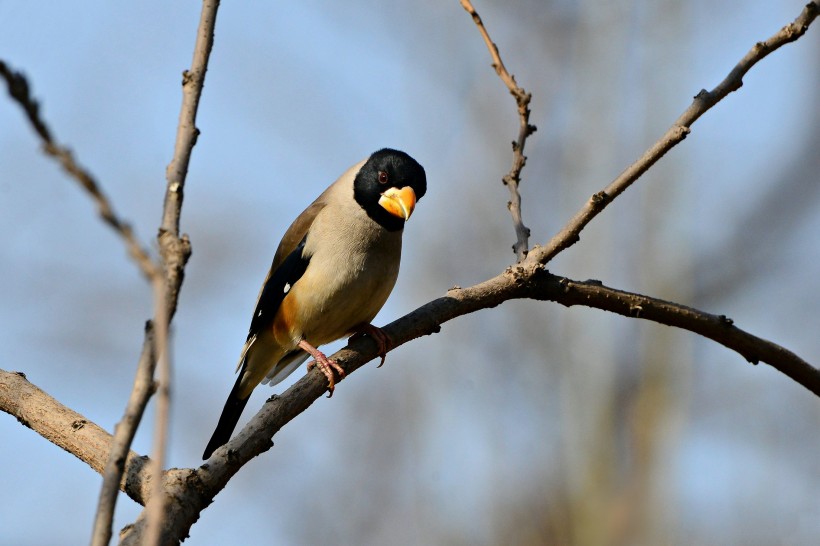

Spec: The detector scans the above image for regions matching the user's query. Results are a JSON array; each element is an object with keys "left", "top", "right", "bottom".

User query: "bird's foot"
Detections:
[
  {"left": 299, "top": 339, "right": 345, "bottom": 397},
  {"left": 349, "top": 323, "right": 392, "bottom": 367}
]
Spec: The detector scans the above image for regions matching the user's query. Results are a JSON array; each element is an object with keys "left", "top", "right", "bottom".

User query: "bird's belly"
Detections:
[{"left": 292, "top": 254, "right": 399, "bottom": 346}]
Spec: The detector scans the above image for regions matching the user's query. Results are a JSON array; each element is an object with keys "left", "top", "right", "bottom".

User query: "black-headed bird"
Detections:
[{"left": 203, "top": 149, "right": 426, "bottom": 459}]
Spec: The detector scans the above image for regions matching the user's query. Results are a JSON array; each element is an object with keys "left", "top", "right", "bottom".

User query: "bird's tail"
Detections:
[{"left": 203, "top": 371, "right": 251, "bottom": 459}]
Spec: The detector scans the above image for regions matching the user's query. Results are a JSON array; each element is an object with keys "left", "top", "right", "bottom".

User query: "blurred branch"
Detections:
[
  {"left": 460, "top": 0, "right": 536, "bottom": 261},
  {"left": 0, "top": 60, "right": 160, "bottom": 281},
  {"left": 90, "top": 322, "right": 161, "bottom": 546},
  {"left": 0, "top": 56, "right": 180, "bottom": 546},
  {"left": 120, "top": 1, "right": 220, "bottom": 546},
  {"left": 528, "top": 0, "right": 820, "bottom": 267}
]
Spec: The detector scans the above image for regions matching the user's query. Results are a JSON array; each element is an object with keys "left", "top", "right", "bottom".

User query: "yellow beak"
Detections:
[{"left": 378, "top": 186, "right": 417, "bottom": 220}]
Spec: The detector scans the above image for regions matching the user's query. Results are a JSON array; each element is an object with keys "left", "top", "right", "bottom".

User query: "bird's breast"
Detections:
[{"left": 288, "top": 212, "right": 403, "bottom": 346}]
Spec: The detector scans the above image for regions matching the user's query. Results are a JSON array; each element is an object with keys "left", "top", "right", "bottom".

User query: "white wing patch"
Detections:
[
  {"left": 284, "top": 282, "right": 291, "bottom": 294},
  {"left": 236, "top": 334, "right": 257, "bottom": 372}
]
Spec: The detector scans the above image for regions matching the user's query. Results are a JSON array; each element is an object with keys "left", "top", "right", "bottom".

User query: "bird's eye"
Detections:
[{"left": 377, "top": 171, "right": 389, "bottom": 185}]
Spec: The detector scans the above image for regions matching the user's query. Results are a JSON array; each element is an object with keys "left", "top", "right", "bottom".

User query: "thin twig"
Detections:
[
  {"left": 0, "top": 60, "right": 160, "bottom": 281},
  {"left": 460, "top": 0, "right": 536, "bottom": 261},
  {"left": 89, "top": 324, "right": 158, "bottom": 546},
  {"left": 143, "top": 1, "right": 220, "bottom": 545},
  {"left": 534, "top": 274, "right": 820, "bottom": 394},
  {"left": 528, "top": 0, "right": 820, "bottom": 267},
  {"left": 89, "top": 0, "right": 219, "bottom": 543}
]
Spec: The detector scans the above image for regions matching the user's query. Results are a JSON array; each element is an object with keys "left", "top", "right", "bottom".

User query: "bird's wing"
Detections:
[
  {"left": 247, "top": 236, "right": 309, "bottom": 342},
  {"left": 234, "top": 187, "right": 335, "bottom": 374},
  {"left": 271, "top": 200, "right": 326, "bottom": 272},
  {"left": 245, "top": 200, "right": 327, "bottom": 341}
]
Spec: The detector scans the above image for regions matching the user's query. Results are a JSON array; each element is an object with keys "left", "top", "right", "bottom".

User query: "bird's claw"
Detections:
[
  {"left": 307, "top": 352, "right": 345, "bottom": 397},
  {"left": 349, "top": 323, "right": 392, "bottom": 367},
  {"left": 299, "top": 339, "right": 345, "bottom": 397}
]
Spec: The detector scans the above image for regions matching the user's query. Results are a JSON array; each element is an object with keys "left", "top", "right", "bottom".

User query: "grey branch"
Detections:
[
  {"left": 460, "top": 0, "right": 536, "bottom": 262},
  {"left": 92, "top": 1, "right": 219, "bottom": 545},
  {"left": 3, "top": 264, "right": 817, "bottom": 543},
  {"left": 529, "top": 1, "right": 820, "bottom": 267},
  {"left": 0, "top": 61, "right": 160, "bottom": 282}
]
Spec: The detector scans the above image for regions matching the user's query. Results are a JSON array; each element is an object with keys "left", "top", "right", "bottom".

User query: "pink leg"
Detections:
[
  {"left": 348, "top": 323, "right": 392, "bottom": 367},
  {"left": 299, "top": 339, "right": 345, "bottom": 398}
]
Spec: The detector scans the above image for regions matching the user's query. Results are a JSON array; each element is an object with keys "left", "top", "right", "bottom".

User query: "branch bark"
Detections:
[
  {"left": 529, "top": 0, "right": 820, "bottom": 267},
  {"left": 4, "top": 266, "right": 817, "bottom": 542},
  {"left": 460, "top": 0, "right": 536, "bottom": 261},
  {"left": 0, "top": 61, "right": 159, "bottom": 281},
  {"left": 94, "top": 1, "right": 219, "bottom": 544},
  {"left": 0, "top": 370, "right": 152, "bottom": 506}
]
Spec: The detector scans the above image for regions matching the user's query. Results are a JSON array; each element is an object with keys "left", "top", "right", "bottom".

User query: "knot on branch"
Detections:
[
  {"left": 158, "top": 230, "right": 192, "bottom": 269},
  {"left": 590, "top": 191, "right": 610, "bottom": 209},
  {"left": 558, "top": 277, "right": 571, "bottom": 293},
  {"left": 693, "top": 89, "right": 711, "bottom": 101}
]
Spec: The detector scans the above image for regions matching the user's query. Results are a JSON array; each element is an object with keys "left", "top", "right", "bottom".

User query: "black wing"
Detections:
[
  {"left": 247, "top": 235, "right": 310, "bottom": 340},
  {"left": 202, "top": 236, "right": 312, "bottom": 459}
]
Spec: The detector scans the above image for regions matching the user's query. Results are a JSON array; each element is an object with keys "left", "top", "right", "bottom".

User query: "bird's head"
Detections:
[{"left": 353, "top": 148, "right": 427, "bottom": 232}]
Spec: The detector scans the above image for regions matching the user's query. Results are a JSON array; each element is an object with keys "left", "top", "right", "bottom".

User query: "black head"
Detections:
[{"left": 353, "top": 148, "right": 427, "bottom": 232}]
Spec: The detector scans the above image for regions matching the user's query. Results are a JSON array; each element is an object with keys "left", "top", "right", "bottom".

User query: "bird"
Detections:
[{"left": 202, "top": 148, "right": 426, "bottom": 459}]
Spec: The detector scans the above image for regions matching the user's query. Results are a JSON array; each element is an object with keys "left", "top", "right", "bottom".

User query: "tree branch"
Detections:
[
  {"left": 0, "top": 60, "right": 160, "bottom": 281},
  {"left": 2, "top": 257, "right": 817, "bottom": 545},
  {"left": 528, "top": 0, "right": 820, "bottom": 267},
  {"left": 120, "top": 2, "right": 219, "bottom": 545},
  {"left": 94, "top": 1, "right": 219, "bottom": 544},
  {"left": 0, "top": 369, "right": 152, "bottom": 506},
  {"left": 460, "top": 0, "right": 536, "bottom": 261}
]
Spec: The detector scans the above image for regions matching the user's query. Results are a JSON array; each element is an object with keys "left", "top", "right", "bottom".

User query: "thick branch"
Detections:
[
  {"left": 529, "top": 0, "right": 820, "bottom": 267},
  {"left": 0, "top": 369, "right": 152, "bottom": 505},
  {"left": 460, "top": 0, "right": 536, "bottom": 261},
  {"left": 127, "top": 263, "right": 820, "bottom": 541},
  {"left": 4, "top": 260, "right": 817, "bottom": 544}
]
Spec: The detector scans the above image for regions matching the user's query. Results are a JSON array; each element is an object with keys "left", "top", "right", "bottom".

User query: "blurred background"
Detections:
[{"left": 1, "top": 1, "right": 818, "bottom": 544}]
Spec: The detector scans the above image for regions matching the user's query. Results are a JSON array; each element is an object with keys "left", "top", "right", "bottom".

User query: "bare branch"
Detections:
[
  {"left": 528, "top": 0, "right": 820, "bottom": 267},
  {"left": 0, "top": 60, "right": 160, "bottom": 281},
  {"left": 93, "top": 0, "right": 220, "bottom": 544},
  {"left": 121, "top": 264, "right": 820, "bottom": 543},
  {"left": 5, "top": 260, "right": 818, "bottom": 544},
  {"left": 0, "top": 369, "right": 152, "bottom": 506},
  {"left": 3, "top": 2, "right": 818, "bottom": 544},
  {"left": 535, "top": 275, "right": 820, "bottom": 395},
  {"left": 90, "top": 324, "right": 159, "bottom": 546},
  {"left": 460, "top": 0, "right": 536, "bottom": 261}
]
